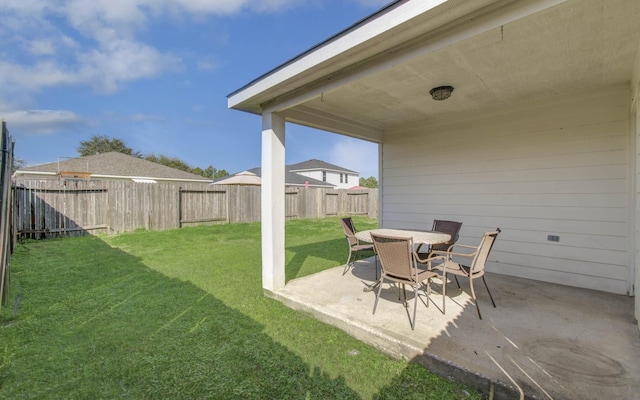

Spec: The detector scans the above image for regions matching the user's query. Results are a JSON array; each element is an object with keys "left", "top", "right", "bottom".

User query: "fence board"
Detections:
[
  {"left": 0, "top": 122, "right": 14, "bottom": 309},
  {"left": 179, "top": 187, "right": 228, "bottom": 227},
  {"left": 13, "top": 180, "right": 378, "bottom": 236},
  {"left": 14, "top": 182, "right": 109, "bottom": 238}
]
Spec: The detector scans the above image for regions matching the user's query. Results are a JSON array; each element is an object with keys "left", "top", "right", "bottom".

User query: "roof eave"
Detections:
[
  {"left": 290, "top": 167, "right": 358, "bottom": 174},
  {"left": 13, "top": 170, "right": 211, "bottom": 184}
]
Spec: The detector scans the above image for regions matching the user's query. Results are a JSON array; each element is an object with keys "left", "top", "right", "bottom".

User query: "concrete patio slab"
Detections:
[{"left": 268, "top": 258, "right": 640, "bottom": 400}]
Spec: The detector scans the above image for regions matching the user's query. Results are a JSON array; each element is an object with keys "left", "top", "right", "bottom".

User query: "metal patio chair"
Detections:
[
  {"left": 415, "top": 219, "right": 462, "bottom": 261},
  {"left": 340, "top": 217, "right": 375, "bottom": 275},
  {"left": 370, "top": 233, "right": 443, "bottom": 330},
  {"left": 430, "top": 228, "right": 501, "bottom": 320}
]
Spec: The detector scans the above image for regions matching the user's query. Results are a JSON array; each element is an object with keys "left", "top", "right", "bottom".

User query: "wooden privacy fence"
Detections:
[
  {"left": 14, "top": 180, "right": 378, "bottom": 237},
  {"left": 0, "top": 122, "right": 14, "bottom": 310}
]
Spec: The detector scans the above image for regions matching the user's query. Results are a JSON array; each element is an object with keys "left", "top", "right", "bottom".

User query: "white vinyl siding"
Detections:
[
  {"left": 296, "top": 170, "right": 357, "bottom": 189},
  {"left": 381, "top": 85, "right": 631, "bottom": 295}
]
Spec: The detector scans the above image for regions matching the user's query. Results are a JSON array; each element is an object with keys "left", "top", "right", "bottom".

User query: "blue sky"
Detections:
[{"left": 1, "top": 0, "right": 385, "bottom": 179}]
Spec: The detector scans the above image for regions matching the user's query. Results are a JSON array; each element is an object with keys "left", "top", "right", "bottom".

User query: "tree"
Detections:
[
  {"left": 199, "top": 165, "right": 228, "bottom": 179},
  {"left": 202, "top": 165, "right": 215, "bottom": 179},
  {"left": 359, "top": 176, "right": 378, "bottom": 188},
  {"left": 214, "top": 168, "right": 228, "bottom": 179},
  {"left": 76, "top": 135, "right": 226, "bottom": 180},
  {"left": 12, "top": 157, "right": 26, "bottom": 173},
  {"left": 77, "top": 135, "right": 142, "bottom": 157},
  {"left": 144, "top": 154, "right": 193, "bottom": 173},
  {"left": 145, "top": 156, "right": 228, "bottom": 179}
]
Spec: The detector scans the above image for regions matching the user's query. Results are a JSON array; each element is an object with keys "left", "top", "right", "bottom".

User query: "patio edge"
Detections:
[{"left": 264, "top": 287, "right": 538, "bottom": 400}]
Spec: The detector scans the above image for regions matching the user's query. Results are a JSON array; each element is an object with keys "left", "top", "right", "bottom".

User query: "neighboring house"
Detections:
[
  {"left": 13, "top": 152, "right": 212, "bottom": 184},
  {"left": 213, "top": 160, "right": 357, "bottom": 188},
  {"left": 228, "top": 0, "right": 640, "bottom": 327},
  {"left": 288, "top": 159, "right": 359, "bottom": 189}
]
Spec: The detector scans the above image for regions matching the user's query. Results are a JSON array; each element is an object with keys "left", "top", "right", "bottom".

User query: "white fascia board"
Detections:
[
  {"left": 92, "top": 174, "right": 210, "bottom": 183},
  {"left": 13, "top": 171, "right": 56, "bottom": 177},
  {"left": 228, "top": 0, "right": 449, "bottom": 109},
  {"left": 131, "top": 178, "right": 158, "bottom": 184},
  {"left": 13, "top": 170, "right": 210, "bottom": 183}
]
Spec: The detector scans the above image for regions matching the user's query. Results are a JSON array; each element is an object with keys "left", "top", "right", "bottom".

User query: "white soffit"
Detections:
[
  {"left": 228, "top": 0, "right": 502, "bottom": 112},
  {"left": 228, "top": 0, "right": 640, "bottom": 141}
]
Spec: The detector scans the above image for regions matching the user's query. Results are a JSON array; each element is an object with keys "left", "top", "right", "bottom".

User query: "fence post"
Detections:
[
  {"left": 178, "top": 186, "right": 182, "bottom": 228},
  {"left": 0, "top": 122, "right": 13, "bottom": 309}
]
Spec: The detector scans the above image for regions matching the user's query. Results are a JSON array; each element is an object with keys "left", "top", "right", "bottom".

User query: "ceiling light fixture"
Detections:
[{"left": 429, "top": 85, "right": 454, "bottom": 101}]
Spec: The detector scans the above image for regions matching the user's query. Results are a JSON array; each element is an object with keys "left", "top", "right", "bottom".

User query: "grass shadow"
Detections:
[
  {"left": 1, "top": 219, "right": 482, "bottom": 399},
  {"left": 0, "top": 236, "right": 360, "bottom": 399},
  {"left": 286, "top": 238, "right": 346, "bottom": 281},
  {"left": 284, "top": 216, "right": 378, "bottom": 282},
  {"left": 372, "top": 361, "right": 478, "bottom": 399}
]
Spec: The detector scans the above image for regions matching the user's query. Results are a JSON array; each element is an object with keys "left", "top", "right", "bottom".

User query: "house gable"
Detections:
[
  {"left": 214, "top": 159, "right": 360, "bottom": 188},
  {"left": 288, "top": 159, "right": 359, "bottom": 189}
]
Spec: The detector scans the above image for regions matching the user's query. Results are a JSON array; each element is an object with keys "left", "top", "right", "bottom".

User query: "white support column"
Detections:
[
  {"left": 377, "top": 142, "right": 383, "bottom": 227},
  {"left": 632, "top": 43, "right": 640, "bottom": 327},
  {"left": 261, "top": 112, "right": 286, "bottom": 291}
]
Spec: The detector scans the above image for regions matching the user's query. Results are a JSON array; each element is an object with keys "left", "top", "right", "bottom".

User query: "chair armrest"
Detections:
[
  {"left": 431, "top": 245, "right": 478, "bottom": 259},
  {"left": 413, "top": 253, "right": 445, "bottom": 265},
  {"left": 450, "top": 244, "right": 476, "bottom": 250}
]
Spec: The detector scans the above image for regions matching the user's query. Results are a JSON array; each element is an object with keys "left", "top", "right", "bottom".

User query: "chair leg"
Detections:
[
  {"left": 425, "top": 279, "right": 431, "bottom": 308},
  {"left": 474, "top": 298, "right": 482, "bottom": 320},
  {"left": 375, "top": 255, "right": 379, "bottom": 280},
  {"left": 402, "top": 284, "right": 408, "bottom": 307},
  {"left": 411, "top": 286, "right": 418, "bottom": 330},
  {"left": 442, "top": 272, "right": 447, "bottom": 315},
  {"left": 482, "top": 276, "right": 496, "bottom": 308},
  {"left": 342, "top": 248, "right": 353, "bottom": 275},
  {"left": 469, "top": 278, "right": 482, "bottom": 320},
  {"left": 372, "top": 278, "right": 384, "bottom": 315}
]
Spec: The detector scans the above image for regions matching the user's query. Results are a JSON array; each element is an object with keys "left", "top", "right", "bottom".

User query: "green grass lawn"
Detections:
[{"left": 0, "top": 217, "right": 480, "bottom": 399}]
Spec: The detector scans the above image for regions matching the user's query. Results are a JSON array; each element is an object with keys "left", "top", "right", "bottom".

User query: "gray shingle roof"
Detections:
[
  {"left": 287, "top": 159, "right": 357, "bottom": 174},
  {"left": 214, "top": 166, "right": 334, "bottom": 187},
  {"left": 18, "top": 152, "right": 211, "bottom": 182}
]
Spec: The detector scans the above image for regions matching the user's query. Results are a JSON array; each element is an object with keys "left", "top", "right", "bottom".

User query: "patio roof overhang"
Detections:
[
  {"left": 227, "top": 0, "right": 640, "bottom": 297},
  {"left": 228, "top": 0, "right": 640, "bottom": 141}
]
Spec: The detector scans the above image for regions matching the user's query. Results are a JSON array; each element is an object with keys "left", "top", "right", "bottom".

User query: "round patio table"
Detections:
[
  {"left": 355, "top": 228, "right": 451, "bottom": 245},
  {"left": 355, "top": 228, "right": 451, "bottom": 292}
]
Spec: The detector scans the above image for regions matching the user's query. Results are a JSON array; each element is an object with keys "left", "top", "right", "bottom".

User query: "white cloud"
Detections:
[
  {"left": 0, "top": 0, "right": 308, "bottom": 99},
  {"left": 154, "top": 0, "right": 303, "bottom": 15},
  {"left": 25, "top": 39, "right": 56, "bottom": 56},
  {"left": 78, "top": 39, "right": 183, "bottom": 93},
  {"left": 0, "top": 61, "right": 78, "bottom": 91},
  {"left": 0, "top": 41, "right": 181, "bottom": 95},
  {"left": 1, "top": 109, "right": 83, "bottom": 135},
  {"left": 1, "top": 0, "right": 50, "bottom": 17},
  {"left": 62, "top": 0, "right": 148, "bottom": 43},
  {"left": 197, "top": 57, "right": 219, "bottom": 72}
]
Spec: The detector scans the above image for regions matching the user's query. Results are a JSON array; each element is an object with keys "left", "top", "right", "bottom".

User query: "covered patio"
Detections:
[
  {"left": 271, "top": 257, "right": 640, "bottom": 399},
  {"left": 228, "top": 0, "right": 640, "bottom": 398}
]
